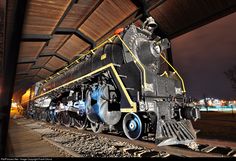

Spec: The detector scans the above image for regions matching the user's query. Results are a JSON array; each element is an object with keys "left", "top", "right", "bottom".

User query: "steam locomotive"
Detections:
[{"left": 24, "top": 17, "right": 200, "bottom": 147}]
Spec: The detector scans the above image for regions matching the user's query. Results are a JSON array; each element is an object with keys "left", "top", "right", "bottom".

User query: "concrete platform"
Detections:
[{"left": 6, "top": 118, "right": 65, "bottom": 157}]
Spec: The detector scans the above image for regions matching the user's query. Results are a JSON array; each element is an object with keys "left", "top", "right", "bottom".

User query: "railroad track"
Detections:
[{"left": 14, "top": 117, "right": 236, "bottom": 158}]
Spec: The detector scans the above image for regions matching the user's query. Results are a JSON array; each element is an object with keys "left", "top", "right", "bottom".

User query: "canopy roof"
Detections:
[{"left": 14, "top": 0, "right": 236, "bottom": 94}]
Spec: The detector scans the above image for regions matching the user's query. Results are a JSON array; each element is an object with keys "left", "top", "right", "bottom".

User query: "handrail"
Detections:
[
  {"left": 159, "top": 53, "right": 186, "bottom": 93},
  {"left": 116, "top": 35, "right": 147, "bottom": 90},
  {"left": 160, "top": 71, "right": 168, "bottom": 77}
]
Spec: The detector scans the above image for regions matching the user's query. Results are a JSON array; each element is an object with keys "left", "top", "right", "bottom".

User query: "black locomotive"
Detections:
[{"left": 26, "top": 17, "right": 200, "bottom": 147}]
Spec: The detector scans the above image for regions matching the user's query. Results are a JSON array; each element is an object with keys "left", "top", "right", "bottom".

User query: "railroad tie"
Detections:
[
  {"left": 123, "top": 148, "right": 140, "bottom": 155},
  {"left": 227, "top": 149, "right": 236, "bottom": 157},
  {"left": 201, "top": 146, "right": 217, "bottom": 153},
  {"left": 133, "top": 150, "right": 148, "bottom": 157}
]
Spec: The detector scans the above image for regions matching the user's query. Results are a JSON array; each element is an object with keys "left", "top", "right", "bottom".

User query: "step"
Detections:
[
  {"left": 119, "top": 75, "right": 127, "bottom": 78},
  {"left": 126, "top": 88, "right": 134, "bottom": 91}
]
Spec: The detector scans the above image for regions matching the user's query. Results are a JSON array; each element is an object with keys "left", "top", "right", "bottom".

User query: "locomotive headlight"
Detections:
[
  {"left": 153, "top": 44, "right": 161, "bottom": 53},
  {"left": 154, "top": 38, "right": 170, "bottom": 52}
]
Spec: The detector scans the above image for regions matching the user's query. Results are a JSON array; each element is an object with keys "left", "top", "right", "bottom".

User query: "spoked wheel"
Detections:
[
  {"left": 62, "top": 111, "right": 72, "bottom": 127},
  {"left": 74, "top": 115, "right": 88, "bottom": 130},
  {"left": 123, "top": 112, "right": 143, "bottom": 140},
  {"left": 90, "top": 122, "right": 104, "bottom": 133}
]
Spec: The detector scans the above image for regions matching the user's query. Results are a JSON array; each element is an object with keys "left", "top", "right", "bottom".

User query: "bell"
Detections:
[
  {"left": 147, "top": 17, "right": 157, "bottom": 28},
  {"left": 143, "top": 17, "right": 158, "bottom": 32}
]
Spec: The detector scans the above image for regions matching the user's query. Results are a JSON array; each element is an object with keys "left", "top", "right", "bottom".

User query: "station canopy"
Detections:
[{"left": 14, "top": 0, "right": 236, "bottom": 96}]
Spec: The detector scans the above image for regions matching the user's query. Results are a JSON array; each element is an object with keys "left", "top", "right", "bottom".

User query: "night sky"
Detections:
[{"left": 171, "top": 12, "right": 236, "bottom": 100}]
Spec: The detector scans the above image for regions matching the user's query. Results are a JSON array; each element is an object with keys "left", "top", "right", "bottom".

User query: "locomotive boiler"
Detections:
[{"left": 28, "top": 17, "right": 200, "bottom": 147}]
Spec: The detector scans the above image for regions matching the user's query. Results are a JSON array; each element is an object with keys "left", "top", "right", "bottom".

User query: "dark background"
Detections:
[{"left": 171, "top": 12, "right": 236, "bottom": 100}]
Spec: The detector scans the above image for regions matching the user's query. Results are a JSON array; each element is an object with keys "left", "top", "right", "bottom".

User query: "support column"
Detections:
[{"left": 0, "top": 0, "right": 27, "bottom": 156}]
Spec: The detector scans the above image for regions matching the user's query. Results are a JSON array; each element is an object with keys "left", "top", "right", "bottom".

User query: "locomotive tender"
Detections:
[{"left": 27, "top": 17, "right": 200, "bottom": 147}]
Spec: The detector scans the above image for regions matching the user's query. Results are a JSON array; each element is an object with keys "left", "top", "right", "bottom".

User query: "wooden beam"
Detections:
[
  {"left": 17, "top": 59, "right": 35, "bottom": 64},
  {"left": 55, "top": 28, "right": 96, "bottom": 48},
  {"left": 54, "top": 0, "right": 104, "bottom": 55},
  {"left": 52, "top": 0, "right": 78, "bottom": 34},
  {"left": 21, "top": 34, "right": 52, "bottom": 42},
  {"left": 40, "top": 52, "right": 70, "bottom": 64},
  {"left": 29, "top": 0, "right": 77, "bottom": 77}
]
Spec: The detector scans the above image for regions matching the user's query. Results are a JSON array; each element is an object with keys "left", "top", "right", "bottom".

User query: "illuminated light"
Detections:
[
  {"left": 10, "top": 101, "right": 23, "bottom": 118},
  {"left": 11, "top": 102, "right": 17, "bottom": 107},
  {"left": 208, "top": 100, "right": 213, "bottom": 106},
  {"left": 21, "top": 88, "right": 31, "bottom": 105},
  {"left": 221, "top": 100, "right": 225, "bottom": 105},
  {"left": 91, "top": 50, "right": 95, "bottom": 54}
]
